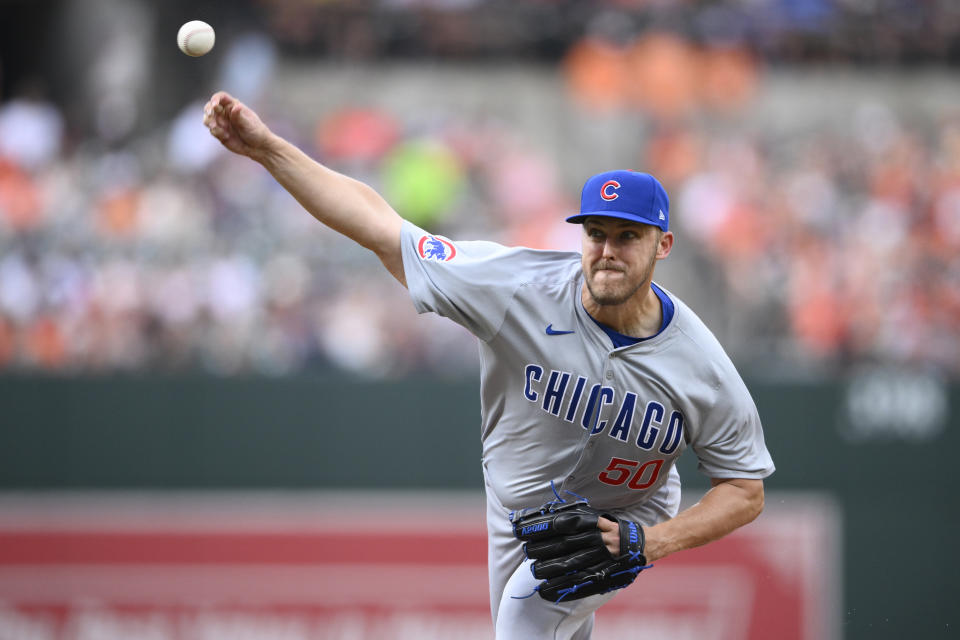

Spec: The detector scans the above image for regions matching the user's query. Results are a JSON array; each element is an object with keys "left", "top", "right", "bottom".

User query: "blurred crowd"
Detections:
[
  {"left": 660, "top": 104, "right": 960, "bottom": 375},
  {"left": 257, "top": 0, "right": 960, "bottom": 66},
  {"left": 1, "top": 5, "right": 959, "bottom": 379}
]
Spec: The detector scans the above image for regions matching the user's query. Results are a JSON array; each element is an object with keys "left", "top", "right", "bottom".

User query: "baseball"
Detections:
[{"left": 177, "top": 20, "right": 215, "bottom": 57}]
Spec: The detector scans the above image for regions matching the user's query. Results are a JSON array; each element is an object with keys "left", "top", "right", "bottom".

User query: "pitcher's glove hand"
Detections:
[{"left": 510, "top": 499, "right": 649, "bottom": 602}]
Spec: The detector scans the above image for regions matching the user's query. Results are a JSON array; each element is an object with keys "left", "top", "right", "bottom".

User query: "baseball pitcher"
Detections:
[{"left": 203, "top": 91, "right": 775, "bottom": 639}]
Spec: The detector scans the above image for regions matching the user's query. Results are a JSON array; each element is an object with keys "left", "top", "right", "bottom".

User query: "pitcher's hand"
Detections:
[
  {"left": 202, "top": 91, "right": 274, "bottom": 160},
  {"left": 598, "top": 516, "right": 621, "bottom": 556}
]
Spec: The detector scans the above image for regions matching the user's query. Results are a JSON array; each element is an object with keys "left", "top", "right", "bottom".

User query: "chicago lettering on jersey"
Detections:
[{"left": 523, "top": 363, "right": 684, "bottom": 455}]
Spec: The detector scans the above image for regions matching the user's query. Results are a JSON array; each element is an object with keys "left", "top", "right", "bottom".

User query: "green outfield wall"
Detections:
[{"left": 1, "top": 372, "right": 956, "bottom": 638}]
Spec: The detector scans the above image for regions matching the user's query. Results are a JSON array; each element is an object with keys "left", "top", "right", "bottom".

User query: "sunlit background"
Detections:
[{"left": 1, "top": 1, "right": 957, "bottom": 639}]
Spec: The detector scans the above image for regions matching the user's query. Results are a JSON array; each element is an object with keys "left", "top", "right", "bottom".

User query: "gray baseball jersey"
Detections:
[
  {"left": 401, "top": 220, "right": 773, "bottom": 502},
  {"left": 399, "top": 220, "right": 775, "bottom": 625}
]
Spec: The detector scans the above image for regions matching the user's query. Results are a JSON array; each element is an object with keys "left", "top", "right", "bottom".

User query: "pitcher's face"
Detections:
[{"left": 581, "top": 217, "right": 672, "bottom": 306}]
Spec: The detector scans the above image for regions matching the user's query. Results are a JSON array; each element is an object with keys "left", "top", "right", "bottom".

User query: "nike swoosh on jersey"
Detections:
[{"left": 545, "top": 324, "right": 575, "bottom": 335}]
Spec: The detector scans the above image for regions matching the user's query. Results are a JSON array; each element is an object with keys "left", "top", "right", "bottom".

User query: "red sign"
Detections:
[{"left": 0, "top": 492, "right": 839, "bottom": 639}]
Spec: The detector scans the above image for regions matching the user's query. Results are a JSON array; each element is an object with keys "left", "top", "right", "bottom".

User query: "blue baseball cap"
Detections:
[{"left": 566, "top": 170, "right": 669, "bottom": 231}]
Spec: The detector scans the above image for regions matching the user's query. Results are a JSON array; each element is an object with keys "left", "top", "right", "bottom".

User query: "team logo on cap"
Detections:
[
  {"left": 600, "top": 180, "right": 621, "bottom": 201},
  {"left": 418, "top": 235, "right": 457, "bottom": 262}
]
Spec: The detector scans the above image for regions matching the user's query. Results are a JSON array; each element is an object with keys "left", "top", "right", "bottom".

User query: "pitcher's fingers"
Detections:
[
  {"left": 225, "top": 100, "right": 248, "bottom": 127},
  {"left": 203, "top": 108, "right": 224, "bottom": 131},
  {"left": 202, "top": 101, "right": 217, "bottom": 123},
  {"left": 212, "top": 91, "right": 235, "bottom": 114},
  {"left": 208, "top": 123, "right": 228, "bottom": 141},
  {"left": 214, "top": 110, "right": 231, "bottom": 129}
]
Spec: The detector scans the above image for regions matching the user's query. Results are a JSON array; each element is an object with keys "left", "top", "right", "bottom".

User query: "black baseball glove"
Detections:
[{"left": 510, "top": 498, "right": 649, "bottom": 602}]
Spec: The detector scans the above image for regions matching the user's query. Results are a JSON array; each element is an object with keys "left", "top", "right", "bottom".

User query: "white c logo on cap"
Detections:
[{"left": 600, "top": 180, "right": 621, "bottom": 201}]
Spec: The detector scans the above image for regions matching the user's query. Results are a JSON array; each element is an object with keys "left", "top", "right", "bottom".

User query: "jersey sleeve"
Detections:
[
  {"left": 400, "top": 221, "right": 541, "bottom": 341},
  {"left": 691, "top": 374, "right": 775, "bottom": 480}
]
